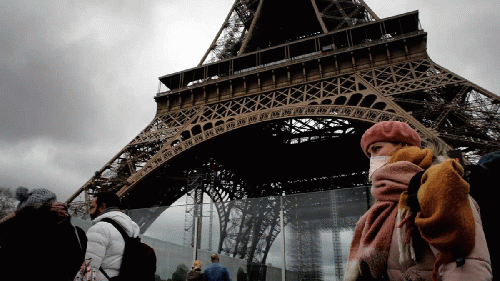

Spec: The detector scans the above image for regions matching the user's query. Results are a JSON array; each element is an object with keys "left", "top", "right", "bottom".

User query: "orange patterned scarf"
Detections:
[
  {"left": 397, "top": 149, "right": 476, "bottom": 280},
  {"left": 345, "top": 147, "right": 433, "bottom": 280},
  {"left": 416, "top": 159, "right": 475, "bottom": 280}
]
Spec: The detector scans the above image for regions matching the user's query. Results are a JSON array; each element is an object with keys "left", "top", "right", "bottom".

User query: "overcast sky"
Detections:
[{"left": 1, "top": 0, "right": 499, "bottom": 202}]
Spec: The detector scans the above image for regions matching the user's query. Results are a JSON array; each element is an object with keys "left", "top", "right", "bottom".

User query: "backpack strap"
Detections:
[
  {"left": 98, "top": 218, "right": 130, "bottom": 280},
  {"left": 99, "top": 267, "right": 113, "bottom": 280},
  {"left": 74, "top": 225, "right": 83, "bottom": 252},
  {"left": 73, "top": 225, "right": 87, "bottom": 253},
  {"left": 100, "top": 218, "right": 130, "bottom": 240}
]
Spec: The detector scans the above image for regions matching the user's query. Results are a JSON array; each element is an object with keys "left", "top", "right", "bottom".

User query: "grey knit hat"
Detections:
[{"left": 15, "top": 187, "right": 57, "bottom": 211}]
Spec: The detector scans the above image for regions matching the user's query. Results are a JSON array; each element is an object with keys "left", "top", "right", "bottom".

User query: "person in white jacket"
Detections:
[{"left": 85, "top": 192, "right": 140, "bottom": 280}]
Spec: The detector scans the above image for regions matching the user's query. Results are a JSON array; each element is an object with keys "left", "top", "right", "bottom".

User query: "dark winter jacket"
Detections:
[
  {"left": 0, "top": 204, "right": 86, "bottom": 281},
  {"left": 203, "top": 262, "right": 231, "bottom": 281},
  {"left": 187, "top": 268, "right": 203, "bottom": 281}
]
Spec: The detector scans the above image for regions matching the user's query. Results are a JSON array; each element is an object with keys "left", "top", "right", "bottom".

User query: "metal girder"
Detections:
[
  {"left": 68, "top": 57, "right": 499, "bottom": 214},
  {"left": 199, "top": 0, "right": 379, "bottom": 65}
]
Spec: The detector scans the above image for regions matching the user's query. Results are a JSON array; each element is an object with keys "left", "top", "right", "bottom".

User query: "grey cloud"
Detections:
[
  {"left": 0, "top": 0, "right": 163, "bottom": 200},
  {"left": 1, "top": 0, "right": 498, "bottom": 202},
  {"left": 0, "top": 0, "right": 159, "bottom": 145}
]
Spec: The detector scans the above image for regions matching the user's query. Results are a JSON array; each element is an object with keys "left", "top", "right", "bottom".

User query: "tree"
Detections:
[{"left": 0, "top": 187, "right": 16, "bottom": 220}]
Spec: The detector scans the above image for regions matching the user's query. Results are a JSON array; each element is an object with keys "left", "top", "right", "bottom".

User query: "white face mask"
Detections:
[{"left": 369, "top": 156, "right": 390, "bottom": 181}]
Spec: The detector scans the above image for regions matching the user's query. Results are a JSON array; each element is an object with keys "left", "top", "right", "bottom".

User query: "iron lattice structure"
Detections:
[
  {"left": 199, "top": 0, "right": 378, "bottom": 65},
  {"left": 67, "top": 0, "right": 500, "bottom": 280}
]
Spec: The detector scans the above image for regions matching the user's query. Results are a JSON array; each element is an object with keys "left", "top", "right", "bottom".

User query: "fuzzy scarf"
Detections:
[
  {"left": 345, "top": 148, "right": 433, "bottom": 280},
  {"left": 399, "top": 158, "right": 476, "bottom": 281}
]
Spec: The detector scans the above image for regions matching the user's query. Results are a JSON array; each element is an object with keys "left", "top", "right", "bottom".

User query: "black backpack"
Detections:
[{"left": 99, "top": 218, "right": 157, "bottom": 281}]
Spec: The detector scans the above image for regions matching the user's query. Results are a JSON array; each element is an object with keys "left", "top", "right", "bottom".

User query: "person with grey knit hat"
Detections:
[
  {"left": 0, "top": 187, "right": 86, "bottom": 281},
  {"left": 15, "top": 186, "right": 57, "bottom": 211}
]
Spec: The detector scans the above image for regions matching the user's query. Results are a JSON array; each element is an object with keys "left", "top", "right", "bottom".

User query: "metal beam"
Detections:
[
  {"left": 199, "top": 1, "right": 239, "bottom": 66},
  {"left": 238, "top": 0, "right": 265, "bottom": 55},
  {"left": 310, "top": 0, "right": 329, "bottom": 33}
]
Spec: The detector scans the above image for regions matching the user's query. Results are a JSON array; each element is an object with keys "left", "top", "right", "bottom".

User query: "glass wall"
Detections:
[{"left": 73, "top": 187, "right": 370, "bottom": 281}]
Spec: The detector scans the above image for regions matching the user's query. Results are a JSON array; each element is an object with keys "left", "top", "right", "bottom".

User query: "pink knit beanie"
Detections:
[{"left": 361, "top": 121, "right": 421, "bottom": 157}]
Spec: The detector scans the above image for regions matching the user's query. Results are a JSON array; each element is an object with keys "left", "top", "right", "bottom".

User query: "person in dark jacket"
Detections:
[
  {"left": 0, "top": 187, "right": 86, "bottom": 281},
  {"left": 186, "top": 260, "right": 203, "bottom": 281},
  {"left": 203, "top": 253, "right": 231, "bottom": 281},
  {"left": 464, "top": 150, "right": 499, "bottom": 276}
]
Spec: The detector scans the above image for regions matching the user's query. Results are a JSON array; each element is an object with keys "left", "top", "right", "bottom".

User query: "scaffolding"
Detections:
[
  {"left": 183, "top": 166, "right": 216, "bottom": 253},
  {"left": 183, "top": 169, "right": 204, "bottom": 248},
  {"left": 330, "top": 184, "right": 343, "bottom": 280}
]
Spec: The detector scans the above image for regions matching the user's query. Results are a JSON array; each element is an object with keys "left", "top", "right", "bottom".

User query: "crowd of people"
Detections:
[
  {"left": 186, "top": 254, "right": 231, "bottom": 281},
  {"left": 0, "top": 187, "right": 87, "bottom": 280},
  {"left": 0, "top": 188, "right": 231, "bottom": 281},
  {"left": 0, "top": 120, "right": 494, "bottom": 281}
]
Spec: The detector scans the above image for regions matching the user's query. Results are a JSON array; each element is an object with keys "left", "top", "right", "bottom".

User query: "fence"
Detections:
[{"left": 73, "top": 187, "right": 371, "bottom": 281}]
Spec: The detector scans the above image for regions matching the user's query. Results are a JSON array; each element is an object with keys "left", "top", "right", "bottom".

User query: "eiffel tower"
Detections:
[{"left": 67, "top": 0, "right": 500, "bottom": 279}]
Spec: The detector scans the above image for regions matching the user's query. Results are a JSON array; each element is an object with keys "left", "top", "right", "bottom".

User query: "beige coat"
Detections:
[{"left": 386, "top": 197, "right": 492, "bottom": 280}]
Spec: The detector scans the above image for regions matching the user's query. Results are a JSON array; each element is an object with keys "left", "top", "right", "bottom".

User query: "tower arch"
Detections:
[{"left": 120, "top": 74, "right": 445, "bottom": 197}]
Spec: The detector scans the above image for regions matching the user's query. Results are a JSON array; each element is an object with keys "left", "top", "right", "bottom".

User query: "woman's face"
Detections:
[{"left": 367, "top": 141, "right": 398, "bottom": 157}]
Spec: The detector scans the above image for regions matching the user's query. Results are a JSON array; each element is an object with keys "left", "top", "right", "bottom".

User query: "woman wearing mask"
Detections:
[{"left": 344, "top": 121, "right": 492, "bottom": 281}]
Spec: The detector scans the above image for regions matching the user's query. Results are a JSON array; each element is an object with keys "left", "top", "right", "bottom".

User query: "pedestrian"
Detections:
[
  {"left": 203, "top": 253, "right": 231, "bottom": 281},
  {"left": 344, "top": 121, "right": 492, "bottom": 280},
  {"left": 187, "top": 260, "right": 204, "bottom": 281},
  {"left": 464, "top": 150, "right": 499, "bottom": 276},
  {"left": 85, "top": 191, "right": 140, "bottom": 280},
  {"left": 0, "top": 187, "right": 86, "bottom": 281}
]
